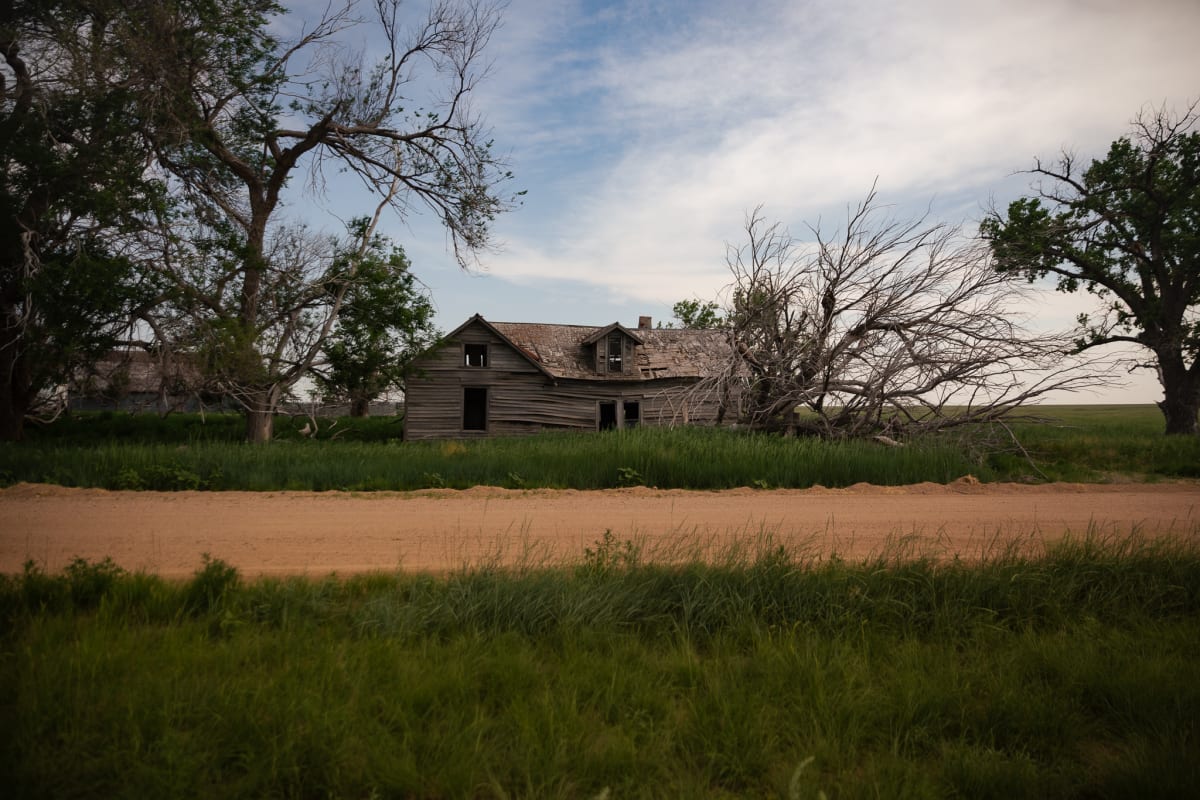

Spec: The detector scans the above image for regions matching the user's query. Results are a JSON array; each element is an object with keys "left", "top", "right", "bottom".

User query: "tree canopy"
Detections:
[
  {"left": 664, "top": 299, "right": 723, "bottom": 330},
  {"left": 1, "top": 0, "right": 516, "bottom": 442},
  {"left": 1, "top": 0, "right": 165, "bottom": 440},
  {"left": 982, "top": 103, "right": 1200, "bottom": 434},
  {"left": 313, "top": 224, "right": 438, "bottom": 417}
]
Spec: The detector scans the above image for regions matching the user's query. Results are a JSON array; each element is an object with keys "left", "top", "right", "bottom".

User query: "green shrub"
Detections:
[
  {"left": 616, "top": 466, "right": 645, "bottom": 487},
  {"left": 113, "top": 467, "right": 144, "bottom": 490},
  {"left": 64, "top": 557, "right": 126, "bottom": 609},
  {"left": 183, "top": 554, "right": 240, "bottom": 615},
  {"left": 141, "top": 463, "right": 202, "bottom": 490},
  {"left": 577, "top": 530, "right": 642, "bottom": 578}
]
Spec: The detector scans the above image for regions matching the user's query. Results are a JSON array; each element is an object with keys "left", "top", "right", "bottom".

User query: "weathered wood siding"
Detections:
[
  {"left": 404, "top": 320, "right": 726, "bottom": 440},
  {"left": 404, "top": 321, "right": 549, "bottom": 440}
]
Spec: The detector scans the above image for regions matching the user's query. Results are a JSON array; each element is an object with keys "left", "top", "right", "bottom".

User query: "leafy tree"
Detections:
[
  {"left": 128, "top": 0, "right": 516, "bottom": 442},
  {"left": 313, "top": 224, "right": 438, "bottom": 417},
  {"left": 664, "top": 299, "right": 723, "bottom": 329},
  {"left": 0, "top": 0, "right": 163, "bottom": 440},
  {"left": 982, "top": 104, "right": 1200, "bottom": 435}
]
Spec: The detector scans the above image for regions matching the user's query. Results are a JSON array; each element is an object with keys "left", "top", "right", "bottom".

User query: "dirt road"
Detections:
[{"left": 2, "top": 480, "right": 1197, "bottom": 577}]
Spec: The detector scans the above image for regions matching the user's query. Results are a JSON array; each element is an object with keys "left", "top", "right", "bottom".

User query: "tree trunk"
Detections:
[
  {"left": 0, "top": 395, "right": 25, "bottom": 441},
  {"left": 1159, "top": 394, "right": 1199, "bottom": 435},
  {"left": 244, "top": 406, "right": 274, "bottom": 443},
  {"left": 0, "top": 341, "right": 31, "bottom": 442},
  {"left": 243, "top": 387, "right": 278, "bottom": 443},
  {"left": 350, "top": 396, "right": 370, "bottom": 417},
  {"left": 1157, "top": 358, "right": 1200, "bottom": 436}
]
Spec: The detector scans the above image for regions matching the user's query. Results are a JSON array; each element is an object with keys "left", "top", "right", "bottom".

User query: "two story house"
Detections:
[{"left": 403, "top": 314, "right": 737, "bottom": 439}]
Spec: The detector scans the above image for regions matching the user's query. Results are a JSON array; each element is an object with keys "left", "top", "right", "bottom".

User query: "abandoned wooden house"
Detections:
[
  {"left": 69, "top": 350, "right": 218, "bottom": 413},
  {"left": 403, "top": 314, "right": 737, "bottom": 439}
]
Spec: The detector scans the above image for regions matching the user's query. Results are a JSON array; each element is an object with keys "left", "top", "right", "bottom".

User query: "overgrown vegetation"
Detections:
[
  {"left": 1, "top": 405, "right": 1197, "bottom": 491},
  {"left": 2, "top": 534, "right": 1198, "bottom": 798}
]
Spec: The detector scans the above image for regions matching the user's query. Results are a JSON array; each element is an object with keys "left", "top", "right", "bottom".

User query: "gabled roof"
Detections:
[
  {"left": 581, "top": 322, "right": 644, "bottom": 346},
  {"left": 450, "top": 314, "right": 733, "bottom": 381},
  {"left": 445, "top": 314, "right": 558, "bottom": 380}
]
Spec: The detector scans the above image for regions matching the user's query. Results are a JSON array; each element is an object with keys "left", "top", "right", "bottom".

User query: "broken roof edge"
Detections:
[{"left": 437, "top": 314, "right": 740, "bottom": 382}]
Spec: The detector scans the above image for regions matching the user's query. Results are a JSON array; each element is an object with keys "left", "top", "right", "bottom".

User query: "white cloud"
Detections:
[
  {"left": 475, "top": 0, "right": 1198, "bottom": 312},
  {"left": 277, "top": 0, "right": 1194, "bottom": 402}
]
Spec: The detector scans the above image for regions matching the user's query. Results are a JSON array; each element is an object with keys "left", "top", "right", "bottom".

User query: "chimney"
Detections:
[{"left": 638, "top": 315, "right": 652, "bottom": 330}]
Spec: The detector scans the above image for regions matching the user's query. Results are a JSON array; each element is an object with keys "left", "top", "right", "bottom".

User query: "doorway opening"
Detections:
[
  {"left": 598, "top": 401, "right": 617, "bottom": 431},
  {"left": 463, "top": 387, "right": 487, "bottom": 431}
]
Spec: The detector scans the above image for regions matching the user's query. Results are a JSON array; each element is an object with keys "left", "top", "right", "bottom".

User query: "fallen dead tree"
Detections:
[{"left": 693, "top": 188, "right": 1110, "bottom": 439}]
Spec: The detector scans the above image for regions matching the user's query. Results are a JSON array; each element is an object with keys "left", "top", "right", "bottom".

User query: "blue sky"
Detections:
[{"left": 290, "top": 0, "right": 1200, "bottom": 404}]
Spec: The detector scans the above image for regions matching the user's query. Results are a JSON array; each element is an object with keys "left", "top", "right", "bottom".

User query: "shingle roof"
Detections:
[{"left": 487, "top": 319, "right": 733, "bottom": 381}]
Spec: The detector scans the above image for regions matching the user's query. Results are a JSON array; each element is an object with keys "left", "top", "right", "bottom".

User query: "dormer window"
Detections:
[
  {"left": 607, "top": 333, "right": 624, "bottom": 372},
  {"left": 584, "top": 322, "right": 643, "bottom": 375},
  {"left": 465, "top": 343, "right": 488, "bottom": 367}
]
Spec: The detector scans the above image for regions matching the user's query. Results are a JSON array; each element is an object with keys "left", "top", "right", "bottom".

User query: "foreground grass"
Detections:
[
  {"left": 3, "top": 534, "right": 1199, "bottom": 798},
  {"left": 1, "top": 405, "right": 1196, "bottom": 491}
]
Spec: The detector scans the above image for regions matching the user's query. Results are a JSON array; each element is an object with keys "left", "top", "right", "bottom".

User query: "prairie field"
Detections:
[{"left": 1, "top": 405, "right": 1198, "bottom": 798}]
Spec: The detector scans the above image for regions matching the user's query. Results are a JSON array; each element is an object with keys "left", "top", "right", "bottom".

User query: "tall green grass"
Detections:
[
  {"left": 2, "top": 421, "right": 982, "bottom": 490},
  {"left": 3, "top": 534, "right": 1198, "bottom": 798},
  {"left": 994, "top": 405, "right": 1200, "bottom": 480},
  {"left": 1, "top": 405, "right": 1196, "bottom": 491}
]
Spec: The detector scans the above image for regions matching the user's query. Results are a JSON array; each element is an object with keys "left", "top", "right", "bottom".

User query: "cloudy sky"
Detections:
[{"left": 296, "top": 0, "right": 1200, "bottom": 403}]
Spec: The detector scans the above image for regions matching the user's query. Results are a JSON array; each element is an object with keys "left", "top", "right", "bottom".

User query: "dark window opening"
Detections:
[
  {"left": 598, "top": 401, "right": 617, "bottom": 431},
  {"left": 606, "top": 333, "right": 623, "bottom": 372},
  {"left": 465, "top": 343, "right": 488, "bottom": 367},
  {"left": 463, "top": 387, "right": 487, "bottom": 430},
  {"left": 623, "top": 401, "right": 640, "bottom": 428}
]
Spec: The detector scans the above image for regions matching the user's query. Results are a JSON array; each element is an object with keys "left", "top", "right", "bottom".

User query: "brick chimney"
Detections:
[{"left": 638, "top": 315, "right": 652, "bottom": 330}]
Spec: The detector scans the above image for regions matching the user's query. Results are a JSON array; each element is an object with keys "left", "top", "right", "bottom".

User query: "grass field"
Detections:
[
  {"left": 3, "top": 405, "right": 1197, "bottom": 797},
  {"left": 2, "top": 405, "right": 1197, "bottom": 491},
  {"left": 3, "top": 534, "right": 1199, "bottom": 798}
]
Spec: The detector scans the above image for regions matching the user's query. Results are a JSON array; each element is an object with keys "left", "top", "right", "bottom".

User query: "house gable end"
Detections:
[{"left": 432, "top": 314, "right": 556, "bottom": 380}]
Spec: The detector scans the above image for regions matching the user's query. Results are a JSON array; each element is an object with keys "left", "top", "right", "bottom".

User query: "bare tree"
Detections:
[
  {"left": 147, "top": 213, "right": 349, "bottom": 419},
  {"left": 127, "top": 0, "right": 517, "bottom": 442},
  {"left": 696, "top": 188, "right": 1107, "bottom": 439}
]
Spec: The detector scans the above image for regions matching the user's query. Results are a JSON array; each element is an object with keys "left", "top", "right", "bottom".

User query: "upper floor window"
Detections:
[
  {"left": 606, "top": 333, "right": 623, "bottom": 372},
  {"left": 465, "top": 343, "right": 488, "bottom": 367}
]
